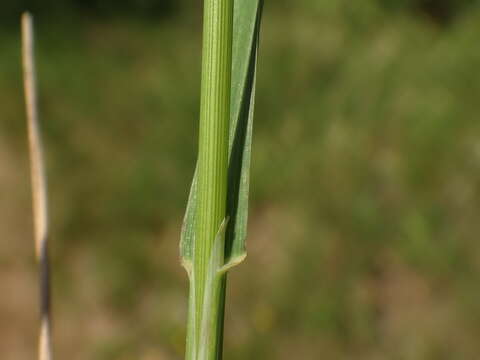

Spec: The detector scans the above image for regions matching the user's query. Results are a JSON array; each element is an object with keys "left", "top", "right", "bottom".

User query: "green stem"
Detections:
[{"left": 188, "top": 1, "right": 233, "bottom": 359}]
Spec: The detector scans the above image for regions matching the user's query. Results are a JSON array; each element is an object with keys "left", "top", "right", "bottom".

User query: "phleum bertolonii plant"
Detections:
[
  {"left": 180, "top": 1, "right": 263, "bottom": 359},
  {"left": 19, "top": 2, "right": 263, "bottom": 359}
]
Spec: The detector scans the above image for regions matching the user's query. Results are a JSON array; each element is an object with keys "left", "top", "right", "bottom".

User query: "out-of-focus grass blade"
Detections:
[
  {"left": 21, "top": 12, "right": 53, "bottom": 360},
  {"left": 180, "top": 0, "right": 263, "bottom": 272}
]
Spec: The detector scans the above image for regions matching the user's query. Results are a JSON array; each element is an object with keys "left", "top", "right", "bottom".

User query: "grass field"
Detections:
[{"left": 1, "top": 2, "right": 480, "bottom": 359}]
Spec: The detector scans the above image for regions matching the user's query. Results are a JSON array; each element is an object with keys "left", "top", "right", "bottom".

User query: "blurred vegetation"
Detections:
[
  {"left": 1, "top": 1, "right": 480, "bottom": 359},
  {"left": 0, "top": 0, "right": 177, "bottom": 27}
]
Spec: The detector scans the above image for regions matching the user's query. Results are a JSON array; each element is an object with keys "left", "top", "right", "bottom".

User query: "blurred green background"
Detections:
[{"left": 1, "top": 0, "right": 480, "bottom": 359}]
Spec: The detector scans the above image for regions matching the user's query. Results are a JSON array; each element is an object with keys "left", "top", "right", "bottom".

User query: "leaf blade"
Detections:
[
  {"left": 180, "top": 0, "right": 263, "bottom": 270},
  {"left": 225, "top": 0, "right": 263, "bottom": 263}
]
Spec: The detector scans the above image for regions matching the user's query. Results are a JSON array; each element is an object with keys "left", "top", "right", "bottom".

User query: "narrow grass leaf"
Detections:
[
  {"left": 180, "top": 2, "right": 263, "bottom": 358},
  {"left": 180, "top": 0, "right": 263, "bottom": 272}
]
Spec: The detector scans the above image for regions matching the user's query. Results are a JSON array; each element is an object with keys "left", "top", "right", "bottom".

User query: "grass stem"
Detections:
[
  {"left": 190, "top": 0, "right": 233, "bottom": 359},
  {"left": 21, "top": 12, "right": 53, "bottom": 360}
]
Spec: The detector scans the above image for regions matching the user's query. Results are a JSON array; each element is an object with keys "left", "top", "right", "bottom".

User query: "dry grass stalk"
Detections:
[{"left": 21, "top": 12, "right": 53, "bottom": 360}]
